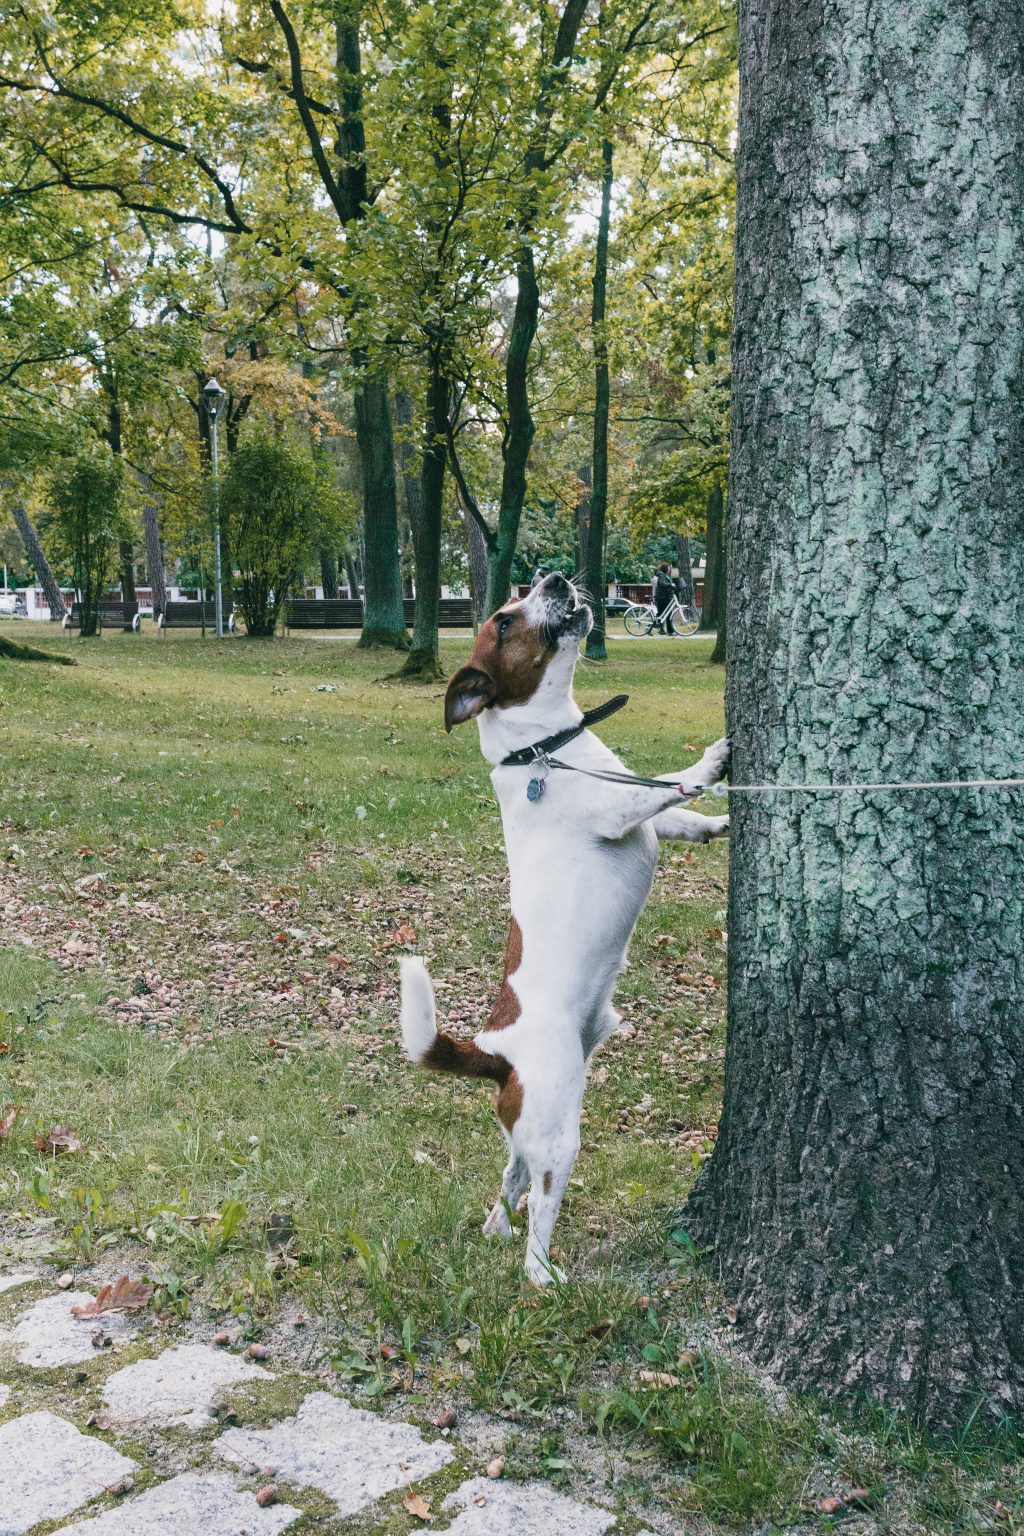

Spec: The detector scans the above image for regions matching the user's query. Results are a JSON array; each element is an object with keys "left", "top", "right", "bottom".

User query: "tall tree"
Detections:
[
  {"left": 11, "top": 504, "right": 66, "bottom": 621},
  {"left": 686, "top": 0, "right": 1024, "bottom": 1431},
  {"left": 584, "top": 134, "right": 614, "bottom": 661}
]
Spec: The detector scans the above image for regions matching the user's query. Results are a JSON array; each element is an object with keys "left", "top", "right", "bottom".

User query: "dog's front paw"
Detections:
[
  {"left": 483, "top": 1202, "right": 513, "bottom": 1241},
  {"left": 707, "top": 814, "right": 729, "bottom": 840},
  {"left": 698, "top": 735, "right": 731, "bottom": 788},
  {"left": 525, "top": 1254, "right": 566, "bottom": 1286}
]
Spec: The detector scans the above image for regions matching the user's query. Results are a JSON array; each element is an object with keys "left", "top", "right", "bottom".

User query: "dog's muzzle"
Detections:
[{"left": 539, "top": 573, "right": 592, "bottom": 640}]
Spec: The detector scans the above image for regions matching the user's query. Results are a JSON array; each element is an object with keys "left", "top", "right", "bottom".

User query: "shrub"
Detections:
[
  {"left": 49, "top": 448, "right": 130, "bottom": 637},
  {"left": 219, "top": 434, "right": 327, "bottom": 637}
]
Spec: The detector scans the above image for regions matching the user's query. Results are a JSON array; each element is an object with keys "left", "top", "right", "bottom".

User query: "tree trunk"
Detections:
[
  {"left": 104, "top": 389, "right": 137, "bottom": 628},
  {"left": 398, "top": 356, "right": 448, "bottom": 681},
  {"left": 486, "top": 254, "right": 539, "bottom": 612},
  {"left": 396, "top": 389, "right": 422, "bottom": 600},
  {"left": 342, "top": 547, "right": 361, "bottom": 600},
  {"left": 685, "top": 0, "right": 1024, "bottom": 1433},
  {"left": 698, "top": 480, "right": 724, "bottom": 632},
  {"left": 585, "top": 134, "right": 613, "bottom": 662},
  {"left": 708, "top": 516, "right": 727, "bottom": 664},
  {"left": 353, "top": 367, "right": 408, "bottom": 649},
  {"left": 12, "top": 505, "right": 67, "bottom": 621},
  {"left": 576, "top": 462, "right": 591, "bottom": 582},
  {"left": 458, "top": 496, "right": 489, "bottom": 627},
  {"left": 675, "top": 535, "right": 694, "bottom": 607},
  {"left": 142, "top": 504, "right": 168, "bottom": 619},
  {"left": 319, "top": 546, "right": 339, "bottom": 600}
]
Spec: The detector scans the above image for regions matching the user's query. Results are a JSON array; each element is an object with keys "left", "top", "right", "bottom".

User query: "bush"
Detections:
[
  {"left": 219, "top": 434, "right": 327, "bottom": 637},
  {"left": 49, "top": 449, "right": 130, "bottom": 637}
]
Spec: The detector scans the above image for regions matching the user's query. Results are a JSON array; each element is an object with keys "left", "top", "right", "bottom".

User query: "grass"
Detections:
[{"left": 0, "top": 623, "right": 1021, "bottom": 1533}]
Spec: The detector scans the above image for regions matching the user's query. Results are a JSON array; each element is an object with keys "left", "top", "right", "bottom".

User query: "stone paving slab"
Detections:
[
  {"left": 440, "top": 1478, "right": 617, "bottom": 1534},
  {"left": 101, "top": 1343, "right": 274, "bottom": 1429},
  {"left": 0, "top": 1409, "right": 138, "bottom": 1536},
  {"left": 7, "top": 1293, "right": 138, "bottom": 1368},
  {"left": 50, "top": 1472, "right": 301, "bottom": 1535},
  {"left": 215, "top": 1390, "right": 454, "bottom": 1517}
]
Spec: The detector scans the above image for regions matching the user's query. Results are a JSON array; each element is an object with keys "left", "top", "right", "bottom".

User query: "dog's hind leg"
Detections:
[
  {"left": 524, "top": 1136, "right": 579, "bottom": 1286},
  {"left": 483, "top": 1150, "right": 528, "bottom": 1240}
]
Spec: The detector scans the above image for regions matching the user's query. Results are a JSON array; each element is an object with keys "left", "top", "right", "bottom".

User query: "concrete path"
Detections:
[{"left": 0, "top": 1280, "right": 630, "bottom": 1535}]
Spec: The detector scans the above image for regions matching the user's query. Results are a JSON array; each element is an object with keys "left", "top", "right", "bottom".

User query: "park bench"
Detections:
[
  {"left": 62, "top": 599, "right": 141, "bottom": 633},
  {"left": 285, "top": 597, "right": 475, "bottom": 630},
  {"left": 155, "top": 601, "right": 236, "bottom": 633}
]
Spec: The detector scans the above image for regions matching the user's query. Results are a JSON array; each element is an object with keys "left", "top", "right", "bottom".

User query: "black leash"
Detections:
[{"left": 500, "top": 694, "right": 706, "bottom": 802}]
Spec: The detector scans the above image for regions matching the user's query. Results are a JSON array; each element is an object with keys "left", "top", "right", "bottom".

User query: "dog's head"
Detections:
[{"left": 444, "top": 573, "right": 591, "bottom": 732}]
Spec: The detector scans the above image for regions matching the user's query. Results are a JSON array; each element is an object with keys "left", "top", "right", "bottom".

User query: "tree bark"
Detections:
[
  {"left": 12, "top": 505, "right": 67, "bottom": 621},
  {"left": 142, "top": 503, "right": 168, "bottom": 619},
  {"left": 685, "top": 0, "right": 1024, "bottom": 1432},
  {"left": 102, "top": 386, "right": 137, "bottom": 628},
  {"left": 584, "top": 134, "right": 613, "bottom": 662},
  {"left": 399, "top": 354, "right": 448, "bottom": 680},
  {"left": 342, "top": 547, "right": 361, "bottom": 600},
  {"left": 675, "top": 534, "right": 694, "bottom": 607},
  {"left": 698, "top": 480, "right": 724, "bottom": 632},
  {"left": 319, "top": 546, "right": 339, "bottom": 600},
  {"left": 458, "top": 495, "right": 489, "bottom": 627},
  {"left": 576, "top": 462, "right": 591, "bottom": 582},
  {"left": 353, "top": 366, "right": 408, "bottom": 649}
]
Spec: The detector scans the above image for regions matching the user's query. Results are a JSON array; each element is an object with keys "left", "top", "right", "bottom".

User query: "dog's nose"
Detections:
[{"left": 543, "top": 572, "right": 571, "bottom": 595}]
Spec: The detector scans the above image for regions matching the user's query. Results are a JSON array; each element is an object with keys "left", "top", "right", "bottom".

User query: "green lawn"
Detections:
[{"left": 0, "top": 624, "right": 1019, "bottom": 1532}]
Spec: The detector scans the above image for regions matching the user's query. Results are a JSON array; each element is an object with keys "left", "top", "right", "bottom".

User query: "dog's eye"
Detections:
[{"left": 497, "top": 614, "right": 513, "bottom": 640}]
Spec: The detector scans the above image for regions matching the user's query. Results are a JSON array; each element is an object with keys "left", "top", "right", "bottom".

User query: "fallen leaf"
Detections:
[
  {"left": 0, "top": 1103, "right": 21, "bottom": 1140},
  {"left": 71, "top": 1277, "right": 153, "bottom": 1316},
  {"left": 817, "top": 1495, "right": 844, "bottom": 1514},
  {"left": 585, "top": 1319, "right": 614, "bottom": 1339},
  {"left": 404, "top": 1490, "right": 431, "bottom": 1520},
  {"left": 0, "top": 1041, "right": 10, "bottom": 1055},
  {"left": 34, "top": 1125, "right": 84, "bottom": 1155},
  {"left": 636, "top": 1370, "right": 686, "bottom": 1389}
]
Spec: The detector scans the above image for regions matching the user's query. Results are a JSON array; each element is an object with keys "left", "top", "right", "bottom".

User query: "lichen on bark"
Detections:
[{"left": 686, "top": 0, "right": 1024, "bottom": 1432}]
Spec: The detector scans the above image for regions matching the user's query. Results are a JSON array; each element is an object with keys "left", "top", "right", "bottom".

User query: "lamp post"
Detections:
[{"left": 202, "top": 376, "right": 227, "bottom": 639}]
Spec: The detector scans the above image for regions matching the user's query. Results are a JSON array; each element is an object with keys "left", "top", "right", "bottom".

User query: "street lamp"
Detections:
[{"left": 202, "top": 376, "right": 227, "bottom": 639}]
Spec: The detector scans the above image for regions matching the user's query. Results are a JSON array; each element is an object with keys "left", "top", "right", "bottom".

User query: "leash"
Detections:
[{"left": 709, "top": 776, "right": 1024, "bottom": 797}]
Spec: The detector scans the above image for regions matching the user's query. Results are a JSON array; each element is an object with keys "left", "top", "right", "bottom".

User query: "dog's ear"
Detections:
[{"left": 444, "top": 665, "right": 495, "bottom": 732}]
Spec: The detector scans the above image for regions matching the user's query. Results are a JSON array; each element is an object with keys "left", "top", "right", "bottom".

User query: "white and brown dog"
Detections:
[{"left": 400, "top": 574, "right": 729, "bottom": 1284}]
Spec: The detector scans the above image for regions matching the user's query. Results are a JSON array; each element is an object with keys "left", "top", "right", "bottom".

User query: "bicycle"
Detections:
[{"left": 622, "top": 595, "right": 699, "bottom": 637}]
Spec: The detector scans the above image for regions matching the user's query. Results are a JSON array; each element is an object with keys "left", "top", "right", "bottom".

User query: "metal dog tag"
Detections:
[{"left": 527, "top": 776, "right": 546, "bottom": 802}]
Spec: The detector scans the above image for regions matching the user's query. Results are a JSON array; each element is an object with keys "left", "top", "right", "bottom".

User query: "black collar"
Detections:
[{"left": 500, "top": 695, "right": 629, "bottom": 767}]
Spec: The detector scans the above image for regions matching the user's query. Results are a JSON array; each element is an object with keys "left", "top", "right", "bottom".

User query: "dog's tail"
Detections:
[{"left": 399, "top": 957, "right": 511, "bottom": 1084}]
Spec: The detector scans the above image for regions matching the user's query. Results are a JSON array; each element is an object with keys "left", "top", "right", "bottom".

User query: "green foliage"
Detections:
[
  {"left": 47, "top": 447, "right": 130, "bottom": 636},
  {"left": 219, "top": 433, "right": 335, "bottom": 637}
]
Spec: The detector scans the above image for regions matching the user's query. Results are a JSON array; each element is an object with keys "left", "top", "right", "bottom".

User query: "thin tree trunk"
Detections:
[
  {"left": 685, "top": 0, "right": 1024, "bottom": 1432},
  {"left": 142, "top": 504, "right": 168, "bottom": 618},
  {"left": 576, "top": 462, "right": 591, "bottom": 581},
  {"left": 319, "top": 546, "right": 339, "bottom": 600},
  {"left": 342, "top": 548, "right": 361, "bottom": 600},
  {"left": 353, "top": 367, "right": 408, "bottom": 649},
  {"left": 585, "top": 133, "right": 613, "bottom": 662},
  {"left": 699, "top": 480, "right": 724, "bottom": 631},
  {"left": 12, "top": 505, "right": 67, "bottom": 621},
  {"left": 396, "top": 389, "right": 421, "bottom": 600},
  {"left": 675, "top": 535, "right": 694, "bottom": 606},
  {"left": 103, "top": 389, "right": 137, "bottom": 628},
  {"left": 458, "top": 494, "right": 489, "bottom": 627},
  {"left": 399, "top": 354, "right": 448, "bottom": 680}
]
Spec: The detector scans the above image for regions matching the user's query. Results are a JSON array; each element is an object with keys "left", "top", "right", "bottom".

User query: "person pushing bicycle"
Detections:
[{"left": 652, "top": 562, "right": 676, "bottom": 634}]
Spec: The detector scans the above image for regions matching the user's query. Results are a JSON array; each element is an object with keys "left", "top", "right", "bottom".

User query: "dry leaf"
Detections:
[
  {"left": 637, "top": 1370, "right": 685, "bottom": 1389},
  {"left": 404, "top": 1490, "right": 432, "bottom": 1520},
  {"left": 585, "top": 1319, "right": 614, "bottom": 1339},
  {"left": 0, "top": 1103, "right": 21, "bottom": 1140},
  {"left": 817, "top": 1495, "right": 844, "bottom": 1514},
  {"left": 0, "top": 1040, "right": 10, "bottom": 1055},
  {"left": 71, "top": 1276, "right": 153, "bottom": 1317},
  {"left": 34, "top": 1125, "right": 84, "bottom": 1155}
]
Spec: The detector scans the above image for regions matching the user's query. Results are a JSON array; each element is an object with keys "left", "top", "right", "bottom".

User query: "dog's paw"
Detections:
[
  {"left": 699, "top": 735, "right": 731, "bottom": 787},
  {"left": 483, "top": 1203, "right": 513, "bottom": 1241},
  {"left": 525, "top": 1253, "right": 566, "bottom": 1286},
  {"left": 707, "top": 814, "right": 730, "bottom": 839}
]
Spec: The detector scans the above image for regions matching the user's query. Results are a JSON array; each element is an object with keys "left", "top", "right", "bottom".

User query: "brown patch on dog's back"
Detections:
[
  {"left": 495, "top": 1070, "right": 523, "bottom": 1131},
  {"left": 484, "top": 918, "right": 523, "bottom": 1032}
]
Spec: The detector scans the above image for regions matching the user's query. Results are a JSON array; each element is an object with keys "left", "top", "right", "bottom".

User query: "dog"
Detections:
[{"left": 400, "top": 573, "right": 729, "bottom": 1284}]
